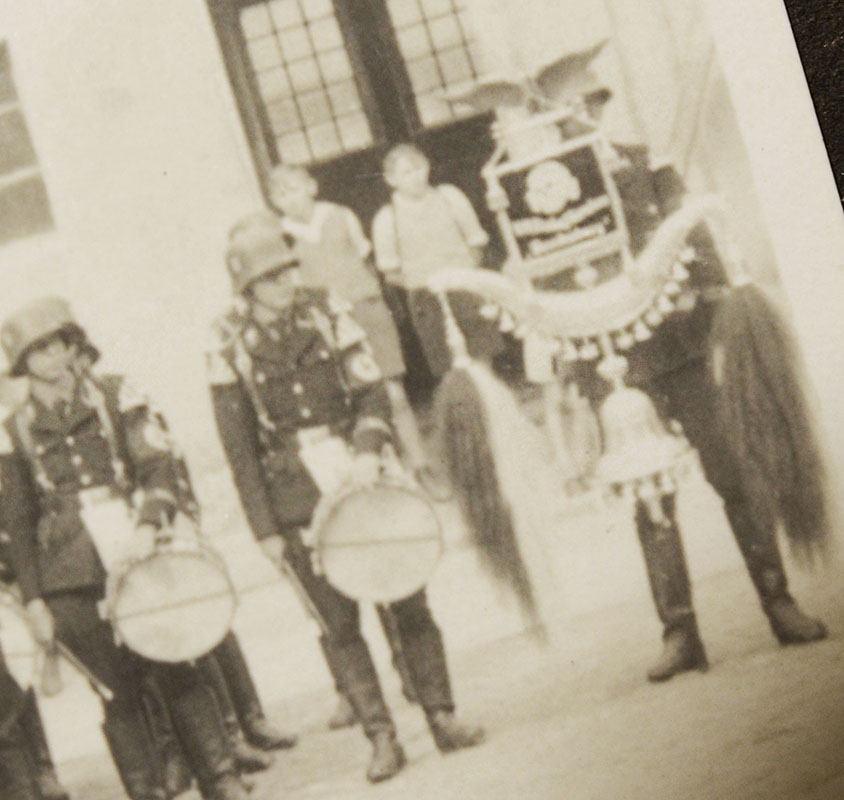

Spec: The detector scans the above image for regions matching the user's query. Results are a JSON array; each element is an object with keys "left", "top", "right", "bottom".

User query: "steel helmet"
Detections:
[
  {"left": 1, "top": 296, "right": 98, "bottom": 376},
  {"left": 226, "top": 211, "right": 299, "bottom": 295}
]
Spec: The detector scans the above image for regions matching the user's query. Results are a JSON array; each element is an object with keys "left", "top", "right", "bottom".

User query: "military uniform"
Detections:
[
  {"left": 208, "top": 211, "right": 483, "bottom": 782},
  {"left": 0, "top": 298, "right": 246, "bottom": 800},
  {"left": 576, "top": 144, "right": 826, "bottom": 679}
]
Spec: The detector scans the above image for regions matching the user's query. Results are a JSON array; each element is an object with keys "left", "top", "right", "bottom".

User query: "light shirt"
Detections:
[
  {"left": 372, "top": 184, "right": 489, "bottom": 289},
  {"left": 280, "top": 201, "right": 380, "bottom": 304}
]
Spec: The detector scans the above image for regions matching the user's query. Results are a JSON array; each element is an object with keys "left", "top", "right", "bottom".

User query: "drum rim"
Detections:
[{"left": 107, "top": 544, "right": 238, "bottom": 663}]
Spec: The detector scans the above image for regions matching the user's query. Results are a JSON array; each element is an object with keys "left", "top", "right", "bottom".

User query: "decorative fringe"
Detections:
[
  {"left": 437, "top": 367, "right": 540, "bottom": 626},
  {"left": 710, "top": 284, "right": 830, "bottom": 563}
]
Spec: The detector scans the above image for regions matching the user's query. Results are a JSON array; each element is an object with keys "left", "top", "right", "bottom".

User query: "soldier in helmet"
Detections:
[
  {"left": 0, "top": 297, "right": 250, "bottom": 800},
  {"left": 206, "top": 210, "right": 484, "bottom": 783}
]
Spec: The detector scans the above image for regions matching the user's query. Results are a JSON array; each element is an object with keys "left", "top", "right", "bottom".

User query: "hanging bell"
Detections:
[
  {"left": 596, "top": 384, "right": 688, "bottom": 487},
  {"left": 679, "top": 245, "right": 696, "bottom": 264},
  {"left": 633, "top": 320, "right": 652, "bottom": 342},
  {"left": 663, "top": 280, "right": 682, "bottom": 296},
  {"left": 562, "top": 339, "right": 580, "bottom": 362},
  {"left": 479, "top": 302, "right": 499, "bottom": 320},
  {"left": 644, "top": 308, "right": 664, "bottom": 327},
  {"left": 657, "top": 294, "right": 675, "bottom": 315},
  {"left": 498, "top": 311, "right": 516, "bottom": 332},
  {"left": 672, "top": 262, "right": 690, "bottom": 281},
  {"left": 615, "top": 330, "right": 635, "bottom": 350},
  {"left": 579, "top": 340, "right": 600, "bottom": 360}
]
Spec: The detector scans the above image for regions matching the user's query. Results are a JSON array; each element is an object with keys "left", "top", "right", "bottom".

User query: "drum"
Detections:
[
  {"left": 312, "top": 479, "right": 443, "bottom": 603},
  {"left": 0, "top": 588, "right": 38, "bottom": 689},
  {"left": 104, "top": 538, "right": 236, "bottom": 663}
]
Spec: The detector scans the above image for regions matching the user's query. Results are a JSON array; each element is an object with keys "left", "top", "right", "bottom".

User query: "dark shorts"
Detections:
[{"left": 352, "top": 296, "right": 406, "bottom": 380}]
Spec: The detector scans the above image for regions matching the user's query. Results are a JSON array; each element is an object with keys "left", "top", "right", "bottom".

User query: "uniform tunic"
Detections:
[{"left": 281, "top": 202, "right": 405, "bottom": 379}]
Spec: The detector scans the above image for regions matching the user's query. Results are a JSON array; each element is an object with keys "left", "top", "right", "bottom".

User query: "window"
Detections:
[
  {"left": 211, "top": 0, "right": 484, "bottom": 171},
  {"left": 0, "top": 42, "right": 53, "bottom": 245}
]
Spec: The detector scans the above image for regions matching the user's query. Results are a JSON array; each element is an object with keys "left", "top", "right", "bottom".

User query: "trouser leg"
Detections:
[
  {"left": 18, "top": 690, "right": 69, "bottom": 800},
  {"left": 210, "top": 634, "right": 262, "bottom": 728},
  {"left": 0, "top": 720, "right": 39, "bottom": 800},
  {"left": 282, "top": 536, "right": 394, "bottom": 741},
  {"left": 376, "top": 604, "right": 418, "bottom": 704},
  {"left": 47, "top": 591, "right": 164, "bottom": 800}
]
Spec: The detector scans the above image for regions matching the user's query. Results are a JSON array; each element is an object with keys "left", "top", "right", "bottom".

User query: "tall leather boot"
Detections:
[
  {"left": 376, "top": 605, "right": 418, "bottom": 704},
  {"left": 18, "top": 690, "right": 70, "bottom": 800},
  {"left": 212, "top": 634, "right": 297, "bottom": 751},
  {"left": 140, "top": 677, "right": 194, "bottom": 799},
  {"left": 199, "top": 653, "right": 273, "bottom": 774},
  {"left": 636, "top": 497, "right": 708, "bottom": 682},
  {"left": 326, "top": 636, "right": 405, "bottom": 783},
  {"left": 390, "top": 592, "right": 484, "bottom": 753},
  {"left": 318, "top": 635, "right": 358, "bottom": 730},
  {"left": 160, "top": 668, "right": 247, "bottom": 800},
  {"left": 1, "top": 719, "right": 41, "bottom": 800},
  {"left": 725, "top": 500, "right": 827, "bottom": 645},
  {"left": 102, "top": 707, "right": 166, "bottom": 800}
]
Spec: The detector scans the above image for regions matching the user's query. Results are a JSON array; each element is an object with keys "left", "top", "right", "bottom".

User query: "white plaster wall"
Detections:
[{"left": 0, "top": 0, "right": 263, "bottom": 476}]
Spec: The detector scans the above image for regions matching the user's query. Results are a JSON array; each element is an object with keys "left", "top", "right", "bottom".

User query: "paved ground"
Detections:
[{"left": 49, "top": 562, "right": 844, "bottom": 800}]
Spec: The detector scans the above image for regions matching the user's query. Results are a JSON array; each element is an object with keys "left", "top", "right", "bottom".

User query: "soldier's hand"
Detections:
[
  {"left": 259, "top": 535, "right": 286, "bottom": 569},
  {"left": 26, "top": 598, "right": 55, "bottom": 647},
  {"left": 351, "top": 452, "right": 381, "bottom": 487}
]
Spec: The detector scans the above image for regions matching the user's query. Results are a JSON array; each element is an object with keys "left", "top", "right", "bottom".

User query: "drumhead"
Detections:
[
  {"left": 0, "top": 594, "right": 38, "bottom": 688},
  {"left": 317, "top": 483, "right": 443, "bottom": 602},
  {"left": 109, "top": 546, "right": 236, "bottom": 663}
]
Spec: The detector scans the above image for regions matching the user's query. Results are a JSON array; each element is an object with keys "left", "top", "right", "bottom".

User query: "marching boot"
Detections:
[
  {"left": 162, "top": 670, "right": 247, "bottom": 800},
  {"left": 212, "top": 634, "right": 297, "bottom": 751},
  {"left": 140, "top": 678, "right": 194, "bottom": 799},
  {"left": 726, "top": 501, "right": 827, "bottom": 645},
  {"left": 319, "top": 635, "right": 359, "bottom": 730},
  {"left": 19, "top": 690, "right": 70, "bottom": 800},
  {"left": 636, "top": 497, "right": 709, "bottom": 682},
  {"left": 199, "top": 654, "right": 273, "bottom": 774},
  {"left": 376, "top": 605, "right": 418, "bottom": 705},
  {"left": 389, "top": 592, "right": 485, "bottom": 753},
  {"left": 327, "top": 694, "right": 358, "bottom": 730},
  {"left": 102, "top": 711, "right": 166, "bottom": 800},
  {"left": 366, "top": 731, "right": 407, "bottom": 783},
  {"left": 327, "top": 636, "right": 404, "bottom": 782}
]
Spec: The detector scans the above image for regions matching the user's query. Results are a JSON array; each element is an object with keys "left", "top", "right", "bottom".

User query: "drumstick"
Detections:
[
  {"left": 279, "top": 560, "right": 330, "bottom": 635},
  {"left": 53, "top": 641, "right": 115, "bottom": 702}
]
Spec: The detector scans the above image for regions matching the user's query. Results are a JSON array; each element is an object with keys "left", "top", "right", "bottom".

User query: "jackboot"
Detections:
[
  {"left": 19, "top": 690, "right": 70, "bottom": 800},
  {"left": 726, "top": 500, "right": 827, "bottom": 645},
  {"left": 366, "top": 732, "right": 406, "bottom": 784},
  {"left": 140, "top": 678, "right": 194, "bottom": 799},
  {"left": 102, "top": 711, "right": 166, "bottom": 800},
  {"left": 636, "top": 497, "right": 709, "bottom": 682},
  {"left": 327, "top": 694, "right": 358, "bottom": 730},
  {"left": 161, "top": 670, "right": 245, "bottom": 800},
  {"left": 199, "top": 654, "right": 273, "bottom": 774},
  {"left": 0, "top": 720, "right": 41, "bottom": 800},
  {"left": 326, "top": 636, "right": 403, "bottom": 782},
  {"left": 389, "top": 592, "right": 485, "bottom": 752},
  {"left": 212, "top": 634, "right": 297, "bottom": 751}
]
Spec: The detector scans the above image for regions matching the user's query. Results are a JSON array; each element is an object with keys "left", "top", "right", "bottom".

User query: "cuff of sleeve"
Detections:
[
  {"left": 353, "top": 416, "right": 393, "bottom": 454},
  {"left": 466, "top": 231, "right": 489, "bottom": 247},
  {"left": 138, "top": 489, "right": 178, "bottom": 527}
]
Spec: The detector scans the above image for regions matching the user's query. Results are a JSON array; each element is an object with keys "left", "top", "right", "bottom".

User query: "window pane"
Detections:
[
  {"left": 308, "top": 17, "right": 344, "bottom": 51},
  {"left": 246, "top": 35, "right": 282, "bottom": 71},
  {"left": 318, "top": 49, "right": 353, "bottom": 83},
  {"left": 257, "top": 67, "right": 291, "bottom": 104},
  {"left": 287, "top": 59, "right": 321, "bottom": 92},
  {"left": 302, "top": 0, "right": 333, "bottom": 21},
  {"left": 0, "top": 110, "right": 37, "bottom": 173},
  {"left": 420, "top": 0, "right": 453, "bottom": 19},
  {"left": 266, "top": 98, "right": 301, "bottom": 134},
  {"left": 268, "top": 0, "right": 303, "bottom": 30},
  {"left": 406, "top": 56, "right": 442, "bottom": 93},
  {"left": 388, "top": 0, "right": 423, "bottom": 27},
  {"left": 276, "top": 131, "right": 310, "bottom": 164},
  {"left": 428, "top": 15, "right": 462, "bottom": 49},
  {"left": 0, "top": 177, "right": 53, "bottom": 245},
  {"left": 241, "top": 4, "right": 273, "bottom": 38},
  {"left": 397, "top": 25, "right": 431, "bottom": 61},
  {"left": 279, "top": 27, "right": 312, "bottom": 62},
  {"left": 337, "top": 112, "right": 372, "bottom": 150},
  {"left": 298, "top": 89, "right": 332, "bottom": 126},
  {"left": 327, "top": 80, "right": 362, "bottom": 116},
  {"left": 436, "top": 46, "right": 472, "bottom": 84},
  {"left": 307, "top": 122, "right": 341, "bottom": 159}
]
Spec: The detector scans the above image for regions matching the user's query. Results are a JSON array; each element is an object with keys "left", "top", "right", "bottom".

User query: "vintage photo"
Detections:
[{"left": 0, "top": 1, "right": 842, "bottom": 798}]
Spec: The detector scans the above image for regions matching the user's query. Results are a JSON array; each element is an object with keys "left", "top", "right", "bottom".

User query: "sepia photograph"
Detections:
[{"left": 0, "top": 1, "right": 843, "bottom": 799}]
